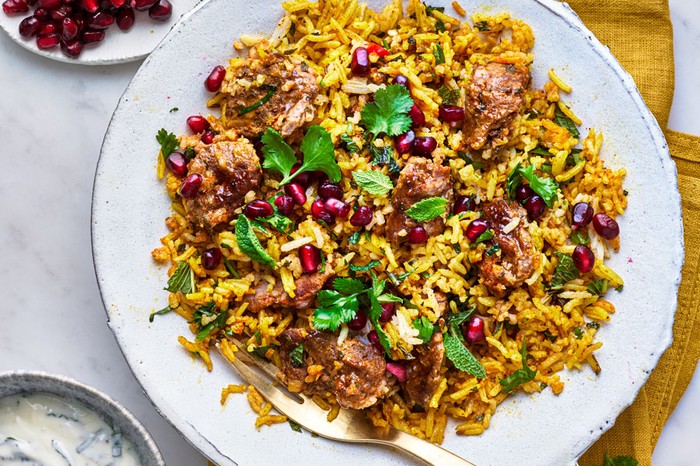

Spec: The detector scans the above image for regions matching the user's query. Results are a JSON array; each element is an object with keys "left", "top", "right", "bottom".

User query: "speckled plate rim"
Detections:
[
  {"left": 0, "top": 0, "right": 201, "bottom": 65},
  {"left": 0, "top": 370, "right": 166, "bottom": 466},
  {"left": 91, "top": 0, "right": 684, "bottom": 465}
]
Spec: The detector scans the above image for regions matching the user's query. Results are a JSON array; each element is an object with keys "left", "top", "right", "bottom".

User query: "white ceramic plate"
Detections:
[
  {"left": 92, "top": 1, "right": 684, "bottom": 464},
  {"left": 0, "top": 0, "right": 199, "bottom": 65}
]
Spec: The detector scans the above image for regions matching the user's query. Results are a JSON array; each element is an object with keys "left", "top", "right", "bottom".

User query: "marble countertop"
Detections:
[{"left": 0, "top": 1, "right": 698, "bottom": 465}]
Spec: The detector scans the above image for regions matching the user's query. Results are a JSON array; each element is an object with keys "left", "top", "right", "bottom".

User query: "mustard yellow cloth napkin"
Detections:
[{"left": 563, "top": 1, "right": 700, "bottom": 465}]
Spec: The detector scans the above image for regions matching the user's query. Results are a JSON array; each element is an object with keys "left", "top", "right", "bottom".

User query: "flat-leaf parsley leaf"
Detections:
[{"left": 156, "top": 129, "right": 179, "bottom": 161}]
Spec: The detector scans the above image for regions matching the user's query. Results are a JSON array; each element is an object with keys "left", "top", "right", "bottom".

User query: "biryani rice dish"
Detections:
[{"left": 151, "top": 0, "right": 627, "bottom": 442}]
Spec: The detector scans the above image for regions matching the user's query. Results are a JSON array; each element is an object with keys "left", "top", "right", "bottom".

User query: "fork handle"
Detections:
[{"left": 386, "top": 430, "right": 477, "bottom": 466}]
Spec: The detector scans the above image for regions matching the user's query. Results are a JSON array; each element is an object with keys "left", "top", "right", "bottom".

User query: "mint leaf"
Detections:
[
  {"left": 587, "top": 279, "right": 609, "bottom": 296},
  {"left": 333, "top": 277, "right": 366, "bottom": 295},
  {"left": 500, "top": 339, "right": 537, "bottom": 393},
  {"left": 352, "top": 170, "right": 394, "bottom": 195},
  {"left": 340, "top": 133, "right": 360, "bottom": 154},
  {"left": 360, "top": 84, "right": 414, "bottom": 137},
  {"left": 156, "top": 129, "right": 179, "bottom": 161},
  {"left": 443, "top": 326, "right": 486, "bottom": 378},
  {"left": 570, "top": 229, "right": 590, "bottom": 245},
  {"left": 166, "top": 261, "right": 195, "bottom": 294},
  {"left": 553, "top": 105, "right": 580, "bottom": 139},
  {"left": 289, "top": 343, "right": 304, "bottom": 367},
  {"left": 405, "top": 197, "right": 449, "bottom": 222},
  {"left": 603, "top": 454, "right": 638, "bottom": 466},
  {"left": 370, "top": 144, "right": 401, "bottom": 173},
  {"left": 549, "top": 252, "right": 579, "bottom": 290},
  {"left": 235, "top": 214, "right": 277, "bottom": 269},
  {"left": 413, "top": 316, "right": 435, "bottom": 343},
  {"left": 261, "top": 127, "right": 297, "bottom": 180},
  {"left": 438, "top": 85, "right": 459, "bottom": 105}
]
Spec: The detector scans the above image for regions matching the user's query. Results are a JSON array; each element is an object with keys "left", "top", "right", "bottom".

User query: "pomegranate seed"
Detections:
[
  {"left": 409, "top": 104, "right": 425, "bottom": 128},
  {"left": 378, "top": 302, "right": 396, "bottom": 322},
  {"left": 407, "top": 226, "right": 427, "bottom": 244},
  {"left": 395, "top": 130, "right": 415, "bottom": 154},
  {"left": 179, "top": 173, "right": 202, "bottom": 199},
  {"left": 368, "top": 330, "right": 383, "bottom": 352},
  {"left": 290, "top": 164, "right": 313, "bottom": 188},
  {"left": 130, "top": 0, "right": 155, "bottom": 10},
  {"left": 19, "top": 16, "right": 41, "bottom": 37},
  {"left": 80, "top": 0, "right": 97, "bottom": 13},
  {"left": 274, "top": 195, "right": 294, "bottom": 216},
  {"left": 385, "top": 362, "right": 407, "bottom": 382},
  {"left": 413, "top": 136, "right": 437, "bottom": 156},
  {"left": 347, "top": 309, "right": 367, "bottom": 331},
  {"left": 109, "top": 0, "right": 126, "bottom": 7},
  {"left": 592, "top": 213, "right": 619, "bottom": 240},
  {"left": 350, "top": 46, "right": 370, "bottom": 76},
  {"left": 186, "top": 115, "right": 209, "bottom": 133},
  {"left": 148, "top": 0, "right": 171, "bottom": 21},
  {"left": 299, "top": 244, "right": 321, "bottom": 274},
  {"left": 81, "top": 29, "right": 104, "bottom": 43},
  {"left": 49, "top": 5, "right": 70, "bottom": 20},
  {"left": 466, "top": 219, "right": 488, "bottom": 242},
  {"left": 285, "top": 182, "right": 307, "bottom": 206},
  {"left": 61, "top": 17, "right": 78, "bottom": 40},
  {"left": 36, "top": 33, "right": 60, "bottom": 49},
  {"left": 2, "top": 0, "right": 29, "bottom": 14},
  {"left": 464, "top": 316, "right": 485, "bottom": 344},
  {"left": 571, "top": 202, "right": 594, "bottom": 230},
  {"left": 515, "top": 184, "right": 535, "bottom": 202},
  {"left": 453, "top": 195, "right": 475, "bottom": 215},
  {"left": 37, "top": 0, "right": 60, "bottom": 9},
  {"left": 393, "top": 75, "right": 409, "bottom": 88},
  {"left": 201, "top": 247, "right": 222, "bottom": 270},
  {"left": 572, "top": 244, "right": 595, "bottom": 273},
  {"left": 33, "top": 6, "right": 49, "bottom": 19},
  {"left": 116, "top": 6, "right": 134, "bottom": 30},
  {"left": 245, "top": 199, "right": 274, "bottom": 219},
  {"left": 38, "top": 22, "right": 57, "bottom": 35},
  {"left": 350, "top": 206, "right": 373, "bottom": 227},
  {"left": 311, "top": 199, "right": 334, "bottom": 224},
  {"left": 205, "top": 65, "right": 226, "bottom": 92},
  {"left": 60, "top": 38, "right": 82, "bottom": 57},
  {"left": 524, "top": 195, "right": 545, "bottom": 221},
  {"left": 201, "top": 130, "right": 215, "bottom": 144},
  {"left": 438, "top": 105, "right": 465, "bottom": 122},
  {"left": 318, "top": 181, "right": 342, "bottom": 200},
  {"left": 165, "top": 151, "right": 187, "bottom": 177},
  {"left": 88, "top": 10, "right": 114, "bottom": 29},
  {"left": 325, "top": 198, "right": 350, "bottom": 218}
]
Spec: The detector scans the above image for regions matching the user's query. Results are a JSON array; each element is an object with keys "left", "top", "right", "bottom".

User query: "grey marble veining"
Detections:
[{"left": 0, "top": 3, "right": 698, "bottom": 465}]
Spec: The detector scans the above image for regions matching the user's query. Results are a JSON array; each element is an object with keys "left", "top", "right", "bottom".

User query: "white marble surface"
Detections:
[{"left": 0, "top": 2, "right": 697, "bottom": 465}]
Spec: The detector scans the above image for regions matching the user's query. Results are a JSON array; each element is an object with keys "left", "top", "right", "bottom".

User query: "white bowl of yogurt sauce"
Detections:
[{"left": 0, "top": 371, "right": 164, "bottom": 466}]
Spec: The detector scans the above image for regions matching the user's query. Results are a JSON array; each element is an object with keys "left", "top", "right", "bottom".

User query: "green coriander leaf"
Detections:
[
  {"left": 388, "top": 271, "right": 411, "bottom": 285},
  {"left": 474, "top": 229, "right": 494, "bottom": 244},
  {"left": 149, "top": 305, "right": 172, "bottom": 323},
  {"left": 433, "top": 43, "right": 445, "bottom": 65},
  {"left": 194, "top": 303, "right": 228, "bottom": 342},
  {"left": 191, "top": 301, "right": 216, "bottom": 325},
  {"left": 500, "top": 339, "right": 537, "bottom": 393},
  {"left": 587, "top": 279, "right": 609, "bottom": 296},
  {"left": 518, "top": 164, "right": 560, "bottom": 208},
  {"left": 235, "top": 214, "right": 277, "bottom": 269},
  {"left": 289, "top": 343, "right": 304, "bottom": 367},
  {"left": 405, "top": 197, "right": 449, "bottom": 222},
  {"left": 506, "top": 161, "right": 523, "bottom": 201},
  {"left": 373, "top": 321, "right": 392, "bottom": 356},
  {"left": 156, "top": 129, "right": 179, "bottom": 161},
  {"left": 349, "top": 231, "right": 361, "bottom": 245},
  {"left": 413, "top": 316, "right": 435, "bottom": 343},
  {"left": 352, "top": 170, "right": 394, "bottom": 195},
  {"left": 540, "top": 163, "right": 552, "bottom": 173},
  {"left": 294, "top": 125, "right": 341, "bottom": 183},
  {"left": 457, "top": 151, "right": 485, "bottom": 170},
  {"left": 288, "top": 420, "right": 302, "bottom": 433},
  {"left": 443, "top": 327, "right": 486, "bottom": 378},
  {"left": 370, "top": 144, "right": 401, "bottom": 173},
  {"left": 348, "top": 260, "right": 382, "bottom": 272},
  {"left": 570, "top": 229, "right": 590, "bottom": 245},
  {"left": 574, "top": 327, "right": 583, "bottom": 339},
  {"left": 377, "top": 294, "right": 403, "bottom": 303},
  {"left": 438, "top": 85, "right": 460, "bottom": 105},
  {"left": 485, "top": 244, "right": 501, "bottom": 256},
  {"left": 239, "top": 85, "right": 277, "bottom": 116},
  {"left": 340, "top": 133, "right": 360, "bottom": 154},
  {"left": 529, "top": 146, "right": 553, "bottom": 157},
  {"left": 251, "top": 344, "right": 279, "bottom": 360},
  {"left": 258, "top": 211, "right": 295, "bottom": 235},
  {"left": 360, "top": 84, "right": 414, "bottom": 137},
  {"left": 333, "top": 277, "right": 367, "bottom": 295},
  {"left": 549, "top": 252, "right": 579, "bottom": 290},
  {"left": 553, "top": 105, "right": 580, "bottom": 139},
  {"left": 261, "top": 127, "right": 297, "bottom": 181},
  {"left": 367, "top": 288, "right": 384, "bottom": 323},
  {"left": 313, "top": 290, "right": 360, "bottom": 331},
  {"left": 166, "top": 261, "right": 195, "bottom": 294},
  {"left": 603, "top": 454, "right": 638, "bottom": 466}
]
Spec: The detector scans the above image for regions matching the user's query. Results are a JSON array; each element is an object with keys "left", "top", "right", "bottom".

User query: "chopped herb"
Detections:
[
  {"left": 239, "top": 85, "right": 277, "bottom": 116},
  {"left": 283, "top": 48, "right": 297, "bottom": 55},
  {"left": 220, "top": 243, "right": 231, "bottom": 249},
  {"left": 352, "top": 170, "right": 394, "bottom": 195},
  {"left": 166, "top": 261, "right": 195, "bottom": 294},
  {"left": 349, "top": 260, "right": 382, "bottom": 272},
  {"left": 438, "top": 85, "right": 460, "bottom": 105},
  {"left": 553, "top": 105, "right": 580, "bottom": 138},
  {"left": 587, "top": 321, "right": 601, "bottom": 330},
  {"left": 388, "top": 271, "right": 411, "bottom": 285},
  {"left": 424, "top": 3, "right": 445, "bottom": 14},
  {"left": 360, "top": 84, "right": 414, "bottom": 137},
  {"left": 435, "top": 18, "right": 446, "bottom": 32},
  {"left": 251, "top": 344, "right": 279, "bottom": 360},
  {"left": 615, "top": 284, "right": 624, "bottom": 292},
  {"left": 413, "top": 316, "right": 434, "bottom": 343},
  {"left": 474, "top": 229, "right": 494, "bottom": 244},
  {"left": 549, "top": 252, "right": 579, "bottom": 290},
  {"left": 192, "top": 302, "right": 228, "bottom": 341},
  {"left": 540, "top": 163, "right": 552, "bottom": 173},
  {"left": 235, "top": 214, "right": 277, "bottom": 269},
  {"left": 318, "top": 252, "right": 326, "bottom": 274},
  {"left": 506, "top": 162, "right": 560, "bottom": 208},
  {"left": 288, "top": 420, "right": 302, "bottom": 433},
  {"left": 475, "top": 20, "right": 489, "bottom": 31},
  {"left": 289, "top": 344, "right": 304, "bottom": 367},
  {"left": 570, "top": 229, "right": 590, "bottom": 245},
  {"left": 574, "top": 327, "right": 584, "bottom": 339},
  {"left": 223, "top": 258, "right": 239, "bottom": 278},
  {"left": 349, "top": 231, "right": 361, "bottom": 245},
  {"left": 257, "top": 211, "right": 295, "bottom": 235},
  {"left": 148, "top": 305, "right": 172, "bottom": 323},
  {"left": 432, "top": 43, "right": 445, "bottom": 65},
  {"left": 404, "top": 197, "right": 449, "bottom": 222},
  {"left": 543, "top": 331, "right": 557, "bottom": 342},
  {"left": 452, "top": 243, "right": 462, "bottom": 253},
  {"left": 340, "top": 133, "right": 360, "bottom": 154},
  {"left": 446, "top": 307, "right": 475, "bottom": 327},
  {"left": 475, "top": 414, "right": 485, "bottom": 421},
  {"left": 254, "top": 329, "right": 262, "bottom": 344},
  {"left": 369, "top": 144, "right": 401, "bottom": 173},
  {"left": 587, "top": 279, "right": 609, "bottom": 296},
  {"left": 156, "top": 129, "right": 179, "bottom": 161},
  {"left": 603, "top": 454, "right": 638, "bottom": 466},
  {"left": 500, "top": 339, "right": 537, "bottom": 393},
  {"left": 169, "top": 107, "right": 179, "bottom": 113},
  {"left": 485, "top": 244, "right": 501, "bottom": 256},
  {"left": 457, "top": 151, "right": 486, "bottom": 170},
  {"left": 529, "top": 146, "right": 552, "bottom": 157},
  {"left": 184, "top": 146, "right": 195, "bottom": 160}
]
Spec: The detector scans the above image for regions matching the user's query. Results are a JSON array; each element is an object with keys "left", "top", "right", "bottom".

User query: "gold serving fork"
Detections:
[{"left": 216, "top": 340, "right": 476, "bottom": 466}]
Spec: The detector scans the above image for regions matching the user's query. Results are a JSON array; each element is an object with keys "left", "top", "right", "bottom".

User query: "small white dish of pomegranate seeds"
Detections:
[{"left": 0, "top": 0, "right": 200, "bottom": 64}]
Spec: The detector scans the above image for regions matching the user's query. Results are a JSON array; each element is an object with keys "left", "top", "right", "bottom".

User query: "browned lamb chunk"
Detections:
[
  {"left": 400, "top": 332, "right": 445, "bottom": 409},
  {"left": 242, "top": 266, "right": 333, "bottom": 312}
]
